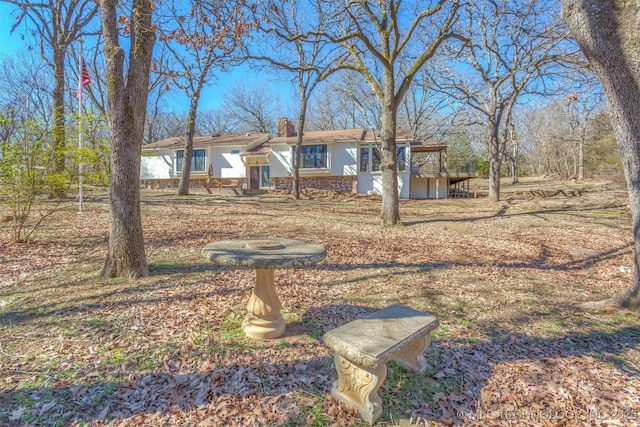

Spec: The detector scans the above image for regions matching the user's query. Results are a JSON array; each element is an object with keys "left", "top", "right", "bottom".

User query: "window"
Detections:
[
  {"left": 372, "top": 147, "right": 381, "bottom": 171},
  {"left": 396, "top": 146, "right": 407, "bottom": 171},
  {"left": 359, "top": 145, "right": 381, "bottom": 172},
  {"left": 261, "top": 166, "right": 271, "bottom": 188},
  {"left": 359, "top": 144, "right": 407, "bottom": 172},
  {"left": 294, "top": 145, "right": 328, "bottom": 169},
  {"left": 359, "top": 147, "right": 369, "bottom": 172},
  {"left": 176, "top": 149, "right": 206, "bottom": 172}
]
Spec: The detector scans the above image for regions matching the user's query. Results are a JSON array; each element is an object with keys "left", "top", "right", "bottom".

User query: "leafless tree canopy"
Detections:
[
  {"left": 434, "top": 0, "right": 580, "bottom": 200},
  {"left": 224, "top": 80, "right": 282, "bottom": 135}
]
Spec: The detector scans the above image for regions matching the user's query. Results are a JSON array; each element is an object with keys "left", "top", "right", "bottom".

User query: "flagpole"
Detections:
[{"left": 78, "top": 40, "right": 84, "bottom": 215}]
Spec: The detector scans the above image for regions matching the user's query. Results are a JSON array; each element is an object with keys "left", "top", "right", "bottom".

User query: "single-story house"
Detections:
[
  {"left": 140, "top": 132, "right": 270, "bottom": 189},
  {"left": 140, "top": 118, "right": 476, "bottom": 199}
]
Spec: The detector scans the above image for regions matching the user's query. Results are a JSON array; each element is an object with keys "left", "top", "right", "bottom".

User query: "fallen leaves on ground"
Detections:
[{"left": 0, "top": 178, "right": 639, "bottom": 426}]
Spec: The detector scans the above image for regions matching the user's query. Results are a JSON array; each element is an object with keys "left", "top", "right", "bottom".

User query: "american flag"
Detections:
[{"left": 76, "top": 57, "right": 91, "bottom": 99}]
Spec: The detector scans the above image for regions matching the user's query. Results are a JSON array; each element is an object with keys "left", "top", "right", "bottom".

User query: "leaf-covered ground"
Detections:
[{"left": 1, "top": 177, "right": 639, "bottom": 426}]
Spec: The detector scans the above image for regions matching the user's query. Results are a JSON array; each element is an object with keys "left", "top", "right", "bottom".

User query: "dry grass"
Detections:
[{"left": 0, "top": 177, "right": 639, "bottom": 426}]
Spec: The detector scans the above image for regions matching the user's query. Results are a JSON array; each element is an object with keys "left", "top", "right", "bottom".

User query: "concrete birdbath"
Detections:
[{"left": 202, "top": 238, "right": 326, "bottom": 339}]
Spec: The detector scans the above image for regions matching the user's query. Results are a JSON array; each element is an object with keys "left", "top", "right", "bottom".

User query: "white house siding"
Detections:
[
  {"left": 355, "top": 145, "right": 410, "bottom": 198},
  {"left": 357, "top": 174, "right": 410, "bottom": 198},
  {"left": 409, "top": 177, "right": 448, "bottom": 199},
  {"left": 333, "top": 144, "right": 358, "bottom": 176},
  {"left": 269, "top": 142, "right": 358, "bottom": 178},
  {"left": 357, "top": 175, "right": 382, "bottom": 195},
  {"left": 398, "top": 173, "right": 410, "bottom": 199},
  {"left": 215, "top": 150, "right": 246, "bottom": 178},
  {"left": 268, "top": 143, "right": 292, "bottom": 177},
  {"left": 410, "top": 177, "right": 428, "bottom": 199},
  {"left": 141, "top": 151, "right": 175, "bottom": 179},
  {"left": 430, "top": 178, "right": 448, "bottom": 199},
  {"left": 141, "top": 148, "right": 249, "bottom": 181}
]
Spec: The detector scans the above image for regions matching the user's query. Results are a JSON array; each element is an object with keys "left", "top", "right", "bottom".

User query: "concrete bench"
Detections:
[{"left": 323, "top": 304, "right": 439, "bottom": 423}]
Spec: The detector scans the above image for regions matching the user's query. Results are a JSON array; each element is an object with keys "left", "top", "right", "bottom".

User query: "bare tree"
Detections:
[
  {"left": 100, "top": 0, "right": 155, "bottom": 279},
  {"left": 307, "top": 80, "right": 358, "bottom": 130},
  {"left": 562, "top": 0, "right": 640, "bottom": 309},
  {"left": 516, "top": 86, "right": 606, "bottom": 180},
  {"left": 306, "top": 70, "right": 381, "bottom": 131},
  {"left": 3, "top": 0, "right": 99, "bottom": 196},
  {"left": 225, "top": 80, "right": 282, "bottom": 134},
  {"left": 144, "top": 86, "right": 175, "bottom": 144},
  {"left": 518, "top": 104, "right": 567, "bottom": 177},
  {"left": 398, "top": 71, "right": 460, "bottom": 142},
  {"left": 562, "top": 85, "right": 605, "bottom": 180},
  {"left": 250, "top": 0, "right": 344, "bottom": 199},
  {"left": 145, "top": 110, "right": 188, "bottom": 143},
  {"left": 438, "top": 0, "right": 576, "bottom": 201},
  {"left": 160, "top": 0, "right": 254, "bottom": 196},
  {"left": 0, "top": 51, "right": 53, "bottom": 125},
  {"left": 69, "top": 34, "right": 172, "bottom": 142},
  {"left": 329, "top": 0, "right": 461, "bottom": 225},
  {"left": 505, "top": 74, "right": 600, "bottom": 183},
  {"left": 334, "top": 71, "right": 382, "bottom": 130},
  {"left": 197, "top": 108, "right": 238, "bottom": 135},
  {"left": 138, "top": 44, "right": 183, "bottom": 144}
]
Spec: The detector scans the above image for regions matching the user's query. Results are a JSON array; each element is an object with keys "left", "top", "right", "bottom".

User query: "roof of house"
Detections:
[
  {"left": 240, "top": 143, "right": 271, "bottom": 157},
  {"left": 142, "top": 133, "right": 270, "bottom": 150},
  {"left": 269, "top": 128, "right": 416, "bottom": 144},
  {"left": 269, "top": 128, "right": 366, "bottom": 144},
  {"left": 363, "top": 129, "right": 416, "bottom": 142},
  {"left": 410, "top": 140, "right": 451, "bottom": 151},
  {"left": 143, "top": 129, "right": 447, "bottom": 156}
]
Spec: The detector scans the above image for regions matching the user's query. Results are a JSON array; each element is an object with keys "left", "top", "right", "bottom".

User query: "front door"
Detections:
[{"left": 249, "top": 166, "right": 260, "bottom": 189}]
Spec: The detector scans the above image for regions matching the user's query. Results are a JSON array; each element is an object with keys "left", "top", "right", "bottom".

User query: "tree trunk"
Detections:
[
  {"left": 509, "top": 122, "right": 519, "bottom": 185},
  {"left": 51, "top": 47, "right": 67, "bottom": 198},
  {"left": 487, "top": 121, "right": 502, "bottom": 202},
  {"left": 103, "top": 139, "right": 149, "bottom": 279},
  {"left": 292, "top": 133, "right": 301, "bottom": 200},
  {"left": 178, "top": 89, "right": 202, "bottom": 196},
  {"left": 563, "top": 0, "right": 640, "bottom": 309},
  {"left": 178, "top": 57, "right": 212, "bottom": 196},
  {"left": 100, "top": 0, "right": 155, "bottom": 279},
  {"left": 292, "top": 86, "right": 308, "bottom": 201},
  {"left": 578, "top": 138, "right": 585, "bottom": 180},
  {"left": 488, "top": 154, "right": 501, "bottom": 201},
  {"left": 380, "top": 97, "right": 400, "bottom": 225}
]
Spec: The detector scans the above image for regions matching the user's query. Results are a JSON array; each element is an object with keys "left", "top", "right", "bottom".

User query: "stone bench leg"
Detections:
[
  {"left": 242, "top": 268, "right": 285, "bottom": 339},
  {"left": 330, "top": 354, "right": 387, "bottom": 424},
  {"left": 392, "top": 335, "right": 431, "bottom": 374}
]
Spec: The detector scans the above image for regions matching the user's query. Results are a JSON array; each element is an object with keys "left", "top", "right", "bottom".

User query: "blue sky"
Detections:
[
  {"left": 0, "top": 3, "right": 296, "bottom": 113},
  {"left": 0, "top": 4, "right": 28, "bottom": 55}
]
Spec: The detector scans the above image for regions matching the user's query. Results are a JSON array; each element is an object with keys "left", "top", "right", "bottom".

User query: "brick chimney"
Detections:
[{"left": 276, "top": 117, "right": 296, "bottom": 137}]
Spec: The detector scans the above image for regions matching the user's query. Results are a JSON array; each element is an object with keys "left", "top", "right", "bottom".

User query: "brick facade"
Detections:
[
  {"left": 272, "top": 176, "right": 357, "bottom": 193},
  {"left": 143, "top": 177, "right": 245, "bottom": 190}
]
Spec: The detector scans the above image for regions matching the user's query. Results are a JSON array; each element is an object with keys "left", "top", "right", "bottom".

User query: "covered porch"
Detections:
[{"left": 409, "top": 141, "right": 477, "bottom": 199}]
